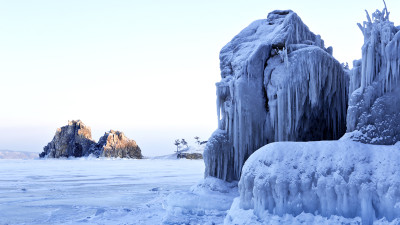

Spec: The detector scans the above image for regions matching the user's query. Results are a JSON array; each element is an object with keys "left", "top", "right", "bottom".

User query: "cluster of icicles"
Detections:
[{"left": 205, "top": 10, "right": 347, "bottom": 181}]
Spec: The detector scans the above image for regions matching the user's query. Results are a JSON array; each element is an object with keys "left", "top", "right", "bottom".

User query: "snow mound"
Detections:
[
  {"left": 236, "top": 140, "right": 400, "bottom": 224},
  {"left": 163, "top": 177, "right": 238, "bottom": 224},
  {"left": 205, "top": 10, "right": 348, "bottom": 181},
  {"left": 347, "top": 6, "right": 400, "bottom": 144}
]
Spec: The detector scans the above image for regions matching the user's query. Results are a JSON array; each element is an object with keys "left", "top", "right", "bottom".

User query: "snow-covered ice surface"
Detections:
[
  {"left": 229, "top": 140, "right": 400, "bottom": 225},
  {"left": 0, "top": 159, "right": 207, "bottom": 225}
]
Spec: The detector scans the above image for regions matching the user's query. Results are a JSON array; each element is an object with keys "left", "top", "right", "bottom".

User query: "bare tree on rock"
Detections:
[{"left": 174, "top": 139, "right": 181, "bottom": 153}]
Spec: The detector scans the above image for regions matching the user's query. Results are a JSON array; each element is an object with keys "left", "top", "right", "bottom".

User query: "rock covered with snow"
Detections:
[
  {"left": 178, "top": 144, "right": 205, "bottom": 159},
  {"left": 39, "top": 120, "right": 142, "bottom": 158},
  {"left": 234, "top": 140, "right": 400, "bottom": 225},
  {"left": 347, "top": 5, "right": 400, "bottom": 144},
  {"left": 40, "top": 120, "right": 96, "bottom": 158},
  {"left": 152, "top": 144, "right": 205, "bottom": 160},
  {"left": 95, "top": 130, "right": 142, "bottom": 159},
  {"left": 204, "top": 10, "right": 348, "bottom": 181}
]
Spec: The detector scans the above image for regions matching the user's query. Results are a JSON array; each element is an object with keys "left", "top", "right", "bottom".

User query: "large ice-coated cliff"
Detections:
[
  {"left": 347, "top": 5, "right": 400, "bottom": 144},
  {"left": 204, "top": 10, "right": 348, "bottom": 181},
  {"left": 224, "top": 5, "right": 400, "bottom": 225}
]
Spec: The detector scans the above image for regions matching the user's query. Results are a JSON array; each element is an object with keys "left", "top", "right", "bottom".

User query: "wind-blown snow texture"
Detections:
[
  {"left": 163, "top": 177, "right": 238, "bottom": 224},
  {"left": 204, "top": 10, "right": 348, "bottom": 181},
  {"left": 0, "top": 159, "right": 205, "bottom": 225},
  {"left": 347, "top": 5, "right": 400, "bottom": 144},
  {"left": 235, "top": 141, "right": 400, "bottom": 225}
]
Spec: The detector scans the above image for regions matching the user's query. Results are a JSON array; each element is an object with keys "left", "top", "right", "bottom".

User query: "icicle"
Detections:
[{"left": 348, "top": 2, "right": 400, "bottom": 140}]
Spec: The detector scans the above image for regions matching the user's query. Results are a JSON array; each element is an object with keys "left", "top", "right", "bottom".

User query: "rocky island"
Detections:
[
  {"left": 39, "top": 120, "right": 142, "bottom": 159},
  {"left": 95, "top": 130, "right": 142, "bottom": 159}
]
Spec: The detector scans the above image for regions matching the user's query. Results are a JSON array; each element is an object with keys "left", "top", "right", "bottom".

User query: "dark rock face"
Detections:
[
  {"left": 95, "top": 130, "right": 142, "bottom": 159},
  {"left": 40, "top": 120, "right": 96, "bottom": 158},
  {"left": 177, "top": 153, "right": 203, "bottom": 159},
  {"left": 184, "top": 153, "right": 203, "bottom": 159},
  {"left": 39, "top": 120, "right": 142, "bottom": 159}
]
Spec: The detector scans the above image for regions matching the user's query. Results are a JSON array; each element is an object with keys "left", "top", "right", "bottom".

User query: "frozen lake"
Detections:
[{"left": 0, "top": 159, "right": 205, "bottom": 225}]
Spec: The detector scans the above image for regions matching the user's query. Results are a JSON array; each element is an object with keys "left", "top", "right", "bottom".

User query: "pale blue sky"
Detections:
[{"left": 1, "top": 0, "right": 399, "bottom": 156}]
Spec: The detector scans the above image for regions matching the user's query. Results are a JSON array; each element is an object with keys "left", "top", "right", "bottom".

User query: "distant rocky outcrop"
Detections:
[
  {"left": 0, "top": 150, "right": 38, "bottom": 159},
  {"left": 39, "top": 120, "right": 96, "bottom": 158},
  {"left": 39, "top": 120, "right": 142, "bottom": 159},
  {"left": 95, "top": 130, "right": 142, "bottom": 159}
]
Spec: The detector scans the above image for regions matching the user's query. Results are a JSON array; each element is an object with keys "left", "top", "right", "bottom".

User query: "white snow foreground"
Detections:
[
  {"left": 225, "top": 140, "right": 400, "bottom": 224},
  {"left": 163, "top": 177, "right": 238, "bottom": 224},
  {"left": 347, "top": 5, "right": 400, "bottom": 144},
  {"left": 204, "top": 9, "right": 348, "bottom": 181}
]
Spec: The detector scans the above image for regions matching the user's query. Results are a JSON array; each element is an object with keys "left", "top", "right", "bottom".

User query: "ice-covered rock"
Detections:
[
  {"left": 40, "top": 120, "right": 96, "bottom": 158},
  {"left": 235, "top": 140, "right": 400, "bottom": 225},
  {"left": 95, "top": 130, "right": 142, "bottom": 159},
  {"left": 347, "top": 5, "right": 400, "bottom": 144},
  {"left": 204, "top": 10, "right": 348, "bottom": 181}
]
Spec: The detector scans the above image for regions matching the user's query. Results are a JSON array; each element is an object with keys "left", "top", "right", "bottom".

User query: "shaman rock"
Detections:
[
  {"left": 96, "top": 130, "right": 142, "bottom": 159},
  {"left": 39, "top": 120, "right": 96, "bottom": 158},
  {"left": 39, "top": 121, "right": 142, "bottom": 159}
]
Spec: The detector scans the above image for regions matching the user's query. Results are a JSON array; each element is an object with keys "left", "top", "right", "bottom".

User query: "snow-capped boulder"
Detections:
[
  {"left": 234, "top": 141, "right": 400, "bottom": 225},
  {"left": 39, "top": 120, "right": 96, "bottom": 158},
  {"left": 204, "top": 10, "right": 348, "bottom": 181},
  {"left": 95, "top": 130, "right": 142, "bottom": 159},
  {"left": 347, "top": 6, "right": 400, "bottom": 144}
]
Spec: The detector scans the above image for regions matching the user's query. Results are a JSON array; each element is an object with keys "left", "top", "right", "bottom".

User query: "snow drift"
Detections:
[
  {"left": 235, "top": 141, "right": 400, "bottom": 225},
  {"left": 347, "top": 5, "right": 400, "bottom": 144},
  {"left": 204, "top": 10, "right": 348, "bottom": 181}
]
